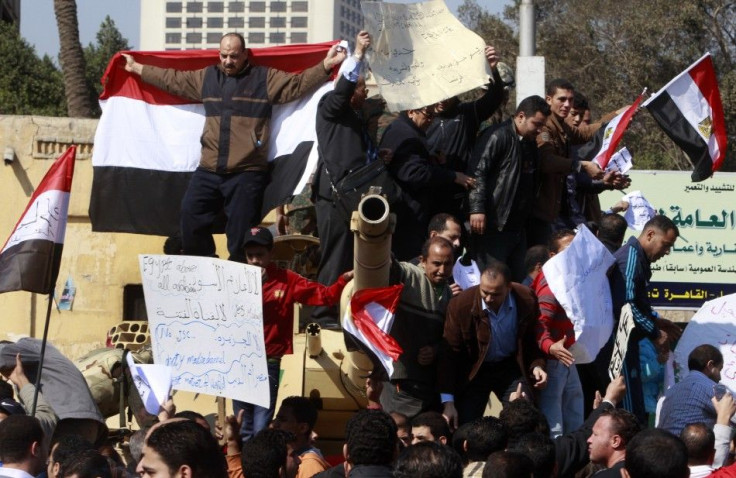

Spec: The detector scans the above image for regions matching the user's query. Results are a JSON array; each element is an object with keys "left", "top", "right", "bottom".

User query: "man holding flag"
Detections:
[{"left": 122, "top": 33, "right": 346, "bottom": 262}]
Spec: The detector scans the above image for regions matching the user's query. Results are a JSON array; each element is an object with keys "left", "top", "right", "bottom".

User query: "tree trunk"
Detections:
[{"left": 54, "top": 0, "right": 94, "bottom": 117}]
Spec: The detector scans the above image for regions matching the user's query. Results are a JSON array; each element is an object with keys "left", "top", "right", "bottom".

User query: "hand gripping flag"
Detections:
[
  {"left": 343, "top": 284, "right": 404, "bottom": 376},
  {"left": 0, "top": 146, "right": 76, "bottom": 294},
  {"left": 592, "top": 92, "right": 644, "bottom": 170},
  {"left": 90, "top": 42, "right": 338, "bottom": 235},
  {"left": 642, "top": 53, "right": 727, "bottom": 182}
]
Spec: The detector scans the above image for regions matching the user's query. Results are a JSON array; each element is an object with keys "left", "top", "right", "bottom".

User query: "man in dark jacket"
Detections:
[
  {"left": 467, "top": 95, "right": 550, "bottom": 280},
  {"left": 438, "top": 261, "right": 547, "bottom": 428},
  {"left": 381, "top": 106, "right": 475, "bottom": 261},
  {"left": 123, "top": 34, "right": 345, "bottom": 262}
]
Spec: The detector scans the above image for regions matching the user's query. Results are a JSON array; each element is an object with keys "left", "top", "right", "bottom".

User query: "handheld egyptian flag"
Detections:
[
  {"left": 342, "top": 284, "right": 404, "bottom": 377},
  {"left": 592, "top": 92, "right": 645, "bottom": 170},
  {"left": 90, "top": 42, "right": 338, "bottom": 236},
  {"left": 642, "top": 53, "right": 727, "bottom": 182},
  {"left": 0, "top": 147, "right": 76, "bottom": 294}
]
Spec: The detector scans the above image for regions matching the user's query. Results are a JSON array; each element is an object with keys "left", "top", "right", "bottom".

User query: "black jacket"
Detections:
[
  {"left": 314, "top": 75, "right": 368, "bottom": 199},
  {"left": 468, "top": 119, "right": 539, "bottom": 231}
]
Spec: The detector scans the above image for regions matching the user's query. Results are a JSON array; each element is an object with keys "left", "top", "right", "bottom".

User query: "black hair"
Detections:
[
  {"left": 51, "top": 434, "right": 95, "bottom": 476},
  {"left": 464, "top": 416, "right": 508, "bottom": 462},
  {"left": 345, "top": 409, "right": 398, "bottom": 466},
  {"left": 241, "top": 429, "right": 296, "bottom": 478},
  {"left": 221, "top": 32, "right": 246, "bottom": 50},
  {"left": 411, "top": 411, "right": 451, "bottom": 442},
  {"left": 547, "top": 229, "right": 575, "bottom": 254},
  {"left": 524, "top": 245, "right": 549, "bottom": 274},
  {"left": 688, "top": 344, "right": 723, "bottom": 372},
  {"left": 499, "top": 400, "right": 550, "bottom": 447},
  {"left": 509, "top": 432, "right": 556, "bottom": 478},
  {"left": 598, "top": 213, "right": 628, "bottom": 248},
  {"left": 60, "top": 449, "right": 112, "bottom": 478},
  {"left": 146, "top": 419, "right": 227, "bottom": 478},
  {"left": 280, "top": 396, "right": 319, "bottom": 432},
  {"left": 420, "top": 236, "right": 454, "bottom": 261},
  {"left": 546, "top": 78, "right": 575, "bottom": 97},
  {"left": 0, "top": 415, "right": 44, "bottom": 464},
  {"left": 515, "top": 95, "right": 551, "bottom": 117},
  {"left": 572, "top": 92, "right": 589, "bottom": 110},
  {"left": 394, "top": 441, "right": 463, "bottom": 478},
  {"left": 482, "top": 450, "right": 534, "bottom": 478},
  {"left": 600, "top": 408, "right": 642, "bottom": 446},
  {"left": 680, "top": 423, "right": 715, "bottom": 465},
  {"left": 427, "top": 213, "right": 461, "bottom": 235},
  {"left": 482, "top": 260, "right": 512, "bottom": 285},
  {"left": 642, "top": 215, "right": 679, "bottom": 237},
  {"left": 174, "top": 410, "right": 207, "bottom": 423},
  {"left": 625, "top": 428, "right": 688, "bottom": 478}
]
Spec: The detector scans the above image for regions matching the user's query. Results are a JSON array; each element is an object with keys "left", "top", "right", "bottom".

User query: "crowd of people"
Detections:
[{"left": 1, "top": 28, "right": 732, "bottom": 478}]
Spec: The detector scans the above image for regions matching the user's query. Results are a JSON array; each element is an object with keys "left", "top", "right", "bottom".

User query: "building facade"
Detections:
[{"left": 140, "top": 0, "right": 365, "bottom": 51}]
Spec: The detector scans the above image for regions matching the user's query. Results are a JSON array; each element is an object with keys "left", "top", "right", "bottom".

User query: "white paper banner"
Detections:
[
  {"left": 606, "top": 147, "right": 633, "bottom": 174},
  {"left": 362, "top": 0, "right": 491, "bottom": 111},
  {"left": 127, "top": 353, "right": 172, "bottom": 415},
  {"left": 623, "top": 190, "right": 656, "bottom": 231},
  {"left": 452, "top": 257, "right": 481, "bottom": 290},
  {"left": 542, "top": 225, "right": 616, "bottom": 364},
  {"left": 139, "top": 255, "right": 268, "bottom": 407}
]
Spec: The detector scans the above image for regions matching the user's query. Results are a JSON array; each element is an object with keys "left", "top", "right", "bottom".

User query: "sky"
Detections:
[{"left": 20, "top": 0, "right": 507, "bottom": 61}]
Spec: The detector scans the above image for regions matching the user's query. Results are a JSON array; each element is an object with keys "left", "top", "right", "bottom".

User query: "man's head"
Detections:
[
  {"left": 410, "top": 411, "right": 451, "bottom": 445},
  {"left": 59, "top": 449, "right": 112, "bottom": 478},
  {"left": 509, "top": 432, "right": 556, "bottom": 478},
  {"left": 482, "top": 451, "right": 534, "bottom": 478},
  {"left": 523, "top": 245, "right": 549, "bottom": 282},
  {"left": 587, "top": 409, "right": 641, "bottom": 468},
  {"left": 137, "top": 419, "right": 227, "bottom": 478},
  {"left": 0, "top": 415, "right": 46, "bottom": 476},
  {"left": 48, "top": 435, "right": 95, "bottom": 478},
  {"left": 244, "top": 226, "right": 275, "bottom": 269},
  {"left": 597, "top": 213, "right": 628, "bottom": 250},
  {"left": 344, "top": 409, "right": 398, "bottom": 468},
  {"left": 623, "top": 428, "right": 688, "bottom": 478},
  {"left": 406, "top": 105, "right": 436, "bottom": 131},
  {"left": 514, "top": 95, "right": 551, "bottom": 140},
  {"left": 498, "top": 399, "right": 549, "bottom": 448},
  {"left": 479, "top": 261, "right": 512, "bottom": 313},
  {"left": 242, "top": 429, "right": 299, "bottom": 478},
  {"left": 173, "top": 410, "right": 211, "bottom": 432},
  {"left": 350, "top": 77, "right": 368, "bottom": 110},
  {"left": 427, "top": 213, "right": 463, "bottom": 253},
  {"left": 548, "top": 229, "right": 575, "bottom": 256},
  {"left": 638, "top": 215, "right": 679, "bottom": 263},
  {"left": 464, "top": 416, "right": 508, "bottom": 462},
  {"left": 688, "top": 344, "right": 723, "bottom": 382},
  {"left": 420, "top": 236, "right": 455, "bottom": 286},
  {"left": 390, "top": 412, "right": 412, "bottom": 449},
  {"left": 0, "top": 397, "right": 25, "bottom": 421},
  {"left": 272, "top": 396, "right": 318, "bottom": 447},
  {"left": 680, "top": 423, "right": 715, "bottom": 467},
  {"left": 394, "top": 441, "right": 463, "bottom": 478},
  {"left": 545, "top": 79, "right": 576, "bottom": 120},
  {"left": 219, "top": 33, "right": 248, "bottom": 76},
  {"left": 565, "top": 92, "right": 591, "bottom": 128}
]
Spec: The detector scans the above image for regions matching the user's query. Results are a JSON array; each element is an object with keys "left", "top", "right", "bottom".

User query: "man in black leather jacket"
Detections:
[{"left": 467, "top": 95, "right": 551, "bottom": 281}]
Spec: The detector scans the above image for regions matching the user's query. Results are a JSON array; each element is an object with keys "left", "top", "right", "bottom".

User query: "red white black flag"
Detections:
[
  {"left": 642, "top": 53, "right": 727, "bottom": 182},
  {"left": 343, "top": 284, "right": 404, "bottom": 377},
  {"left": 592, "top": 92, "right": 644, "bottom": 170},
  {"left": 0, "top": 146, "right": 76, "bottom": 294}
]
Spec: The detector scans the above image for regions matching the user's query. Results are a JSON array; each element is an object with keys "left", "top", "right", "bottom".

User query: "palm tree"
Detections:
[{"left": 53, "top": 0, "right": 94, "bottom": 117}]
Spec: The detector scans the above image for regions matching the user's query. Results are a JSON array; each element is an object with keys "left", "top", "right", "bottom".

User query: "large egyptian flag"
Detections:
[
  {"left": 642, "top": 53, "right": 727, "bottom": 182},
  {"left": 0, "top": 147, "right": 76, "bottom": 294},
  {"left": 591, "top": 93, "right": 644, "bottom": 170},
  {"left": 342, "top": 285, "right": 404, "bottom": 376},
  {"left": 90, "top": 42, "right": 338, "bottom": 236}
]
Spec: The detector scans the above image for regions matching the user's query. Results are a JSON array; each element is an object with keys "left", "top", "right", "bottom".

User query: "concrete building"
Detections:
[{"left": 140, "top": 0, "right": 366, "bottom": 51}]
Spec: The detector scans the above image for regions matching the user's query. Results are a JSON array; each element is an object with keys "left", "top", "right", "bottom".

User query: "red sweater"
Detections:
[
  {"left": 531, "top": 271, "right": 575, "bottom": 356},
  {"left": 262, "top": 263, "right": 348, "bottom": 357}
]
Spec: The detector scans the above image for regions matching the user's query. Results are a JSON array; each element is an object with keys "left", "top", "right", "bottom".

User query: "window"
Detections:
[
  {"left": 271, "top": 17, "right": 285, "bottom": 28},
  {"left": 269, "top": 32, "right": 285, "bottom": 43},
  {"left": 248, "top": 32, "right": 265, "bottom": 43},
  {"left": 207, "top": 32, "right": 223, "bottom": 43},
  {"left": 292, "top": 1, "right": 308, "bottom": 12},
  {"left": 186, "top": 32, "right": 202, "bottom": 43},
  {"left": 123, "top": 285, "right": 148, "bottom": 320},
  {"left": 166, "top": 2, "right": 182, "bottom": 12},
  {"left": 249, "top": 16, "right": 265, "bottom": 27},
  {"left": 291, "top": 32, "right": 307, "bottom": 43},
  {"left": 186, "top": 17, "right": 203, "bottom": 27},
  {"left": 165, "top": 32, "right": 182, "bottom": 43},
  {"left": 291, "top": 16, "right": 307, "bottom": 28},
  {"left": 187, "top": 1, "right": 203, "bottom": 12},
  {"left": 270, "top": 1, "right": 286, "bottom": 13},
  {"left": 166, "top": 17, "right": 182, "bottom": 28},
  {"left": 250, "top": 1, "right": 265, "bottom": 12},
  {"left": 229, "top": 16, "right": 245, "bottom": 27},
  {"left": 208, "top": 17, "right": 224, "bottom": 27},
  {"left": 209, "top": 1, "right": 224, "bottom": 12},
  {"left": 229, "top": 1, "right": 245, "bottom": 12}
]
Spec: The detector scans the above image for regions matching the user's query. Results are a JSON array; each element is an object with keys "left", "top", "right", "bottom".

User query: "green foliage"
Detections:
[
  {"left": 0, "top": 22, "right": 66, "bottom": 116},
  {"left": 460, "top": 0, "right": 736, "bottom": 172},
  {"left": 83, "top": 16, "right": 131, "bottom": 117}
]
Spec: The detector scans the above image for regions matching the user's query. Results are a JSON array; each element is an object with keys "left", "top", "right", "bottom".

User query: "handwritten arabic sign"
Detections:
[
  {"left": 673, "top": 294, "right": 736, "bottom": 390},
  {"left": 138, "top": 255, "right": 269, "bottom": 407},
  {"left": 362, "top": 0, "right": 491, "bottom": 111},
  {"left": 609, "top": 304, "right": 636, "bottom": 379},
  {"left": 2, "top": 191, "right": 69, "bottom": 253},
  {"left": 600, "top": 171, "right": 736, "bottom": 308},
  {"left": 543, "top": 225, "right": 616, "bottom": 364}
]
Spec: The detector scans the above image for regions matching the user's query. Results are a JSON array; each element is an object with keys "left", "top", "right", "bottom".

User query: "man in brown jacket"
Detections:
[
  {"left": 438, "top": 261, "right": 547, "bottom": 428},
  {"left": 122, "top": 33, "right": 345, "bottom": 261},
  {"left": 528, "top": 79, "right": 625, "bottom": 246}
]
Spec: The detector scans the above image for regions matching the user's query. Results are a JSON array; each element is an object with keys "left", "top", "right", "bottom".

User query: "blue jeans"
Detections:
[
  {"left": 538, "top": 359, "right": 584, "bottom": 438},
  {"left": 232, "top": 358, "right": 281, "bottom": 443}
]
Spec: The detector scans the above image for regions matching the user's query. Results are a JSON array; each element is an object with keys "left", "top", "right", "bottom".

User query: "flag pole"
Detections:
[{"left": 31, "top": 290, "right": 54, "bottom": 416}]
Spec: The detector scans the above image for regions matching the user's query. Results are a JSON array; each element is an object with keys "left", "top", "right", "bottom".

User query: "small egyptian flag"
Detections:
[
  {"left": 0, "top": 146, "right": 76, "bottom": 294},
  {"left": 643, "top": 53, "right": 727, "bottom": 182},
  {"left": 592, "top": 92, "right": 644, "bottom": 170}
]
